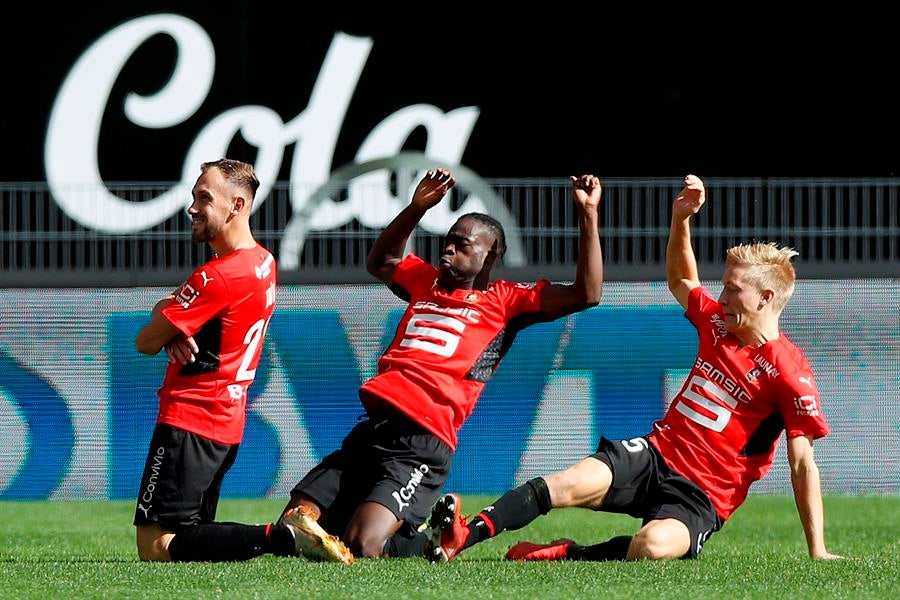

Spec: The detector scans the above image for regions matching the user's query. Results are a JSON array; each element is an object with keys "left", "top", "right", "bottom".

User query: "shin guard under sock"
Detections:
[
  {"left": 465, "top": 477, "right": 553, "bottom": 549},
  {"left": 567, "top": 535, "right": 633, "bottom": 561},
  {"left": 167, "top": 522, "right": 272, "bottom": 562},
  {"left": 383, "top": 531, "right": 429, "bottom": 558}
]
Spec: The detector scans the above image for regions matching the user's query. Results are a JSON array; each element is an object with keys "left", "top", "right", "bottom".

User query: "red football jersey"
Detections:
[
  {"left": 648, "top": 286, "right": 830, "bottom": 519},
  {"left": 157, "top": 245, "right": 276, "bottom": 444},
  {"left": 361, "top": 254, "right": 550, "bottom": 449}
]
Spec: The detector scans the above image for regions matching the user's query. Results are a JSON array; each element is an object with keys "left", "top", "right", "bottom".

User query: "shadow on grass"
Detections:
[{"left": 0, "top": 558, "right": 136, "bottom": 563}]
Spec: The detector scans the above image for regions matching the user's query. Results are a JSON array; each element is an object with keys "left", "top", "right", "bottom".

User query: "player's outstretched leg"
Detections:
[
  {"left": 425, "top": 493, "right": 470, "bottom": 562},
  {"left": 280, "top": 505, "right": 354, "bottom": 564},
  {"left": 425, "top": 479, "right": 555, "bottom": 562},
  {"left": 506, "top": 535, "right": 633, "bottom": 562}
]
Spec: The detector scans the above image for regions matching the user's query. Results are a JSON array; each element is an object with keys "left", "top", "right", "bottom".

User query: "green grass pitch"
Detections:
[{"left": 1, "top": 495, "right": 897, "bottom": 599}]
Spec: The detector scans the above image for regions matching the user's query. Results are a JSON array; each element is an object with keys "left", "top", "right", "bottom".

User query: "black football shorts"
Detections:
[
  {"left": 133, "top": 423, "right": 238, "bottom": 530},
  {"left": 291, "top": 407, "right": 452, "bottom": 538},
  {"left": 591, "top": 436, "right": 724, "bottom": 558}
]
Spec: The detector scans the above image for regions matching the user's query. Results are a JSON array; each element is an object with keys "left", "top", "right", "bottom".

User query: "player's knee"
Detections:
[
  {"left": 629, "top": 524, "right": 688, "bottom": 560},
  {"left": 136, "top": 537, "right": 169, "bottom": 561},
  {"left": 136, "top": 527, "right": 172, "bottom": 561},
  {"left": 344, "top": 530, "right": 388, "bottom": 558},
  {"left": 628, "top": 530, "right": 668, "bottom": 560}
]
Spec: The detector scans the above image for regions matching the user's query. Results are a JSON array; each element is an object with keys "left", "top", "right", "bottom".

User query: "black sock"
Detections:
[
  {"left": 167, "top": 522, "right": 274, "bottom": 562},
  {"left": 269, "top": 521, "right": 299, "bottom": 556},
  {"left": 567, "top": 536, "right": 632, "bottom": 561},
  {"left": 465, "top": 478, "right": 553, "bottom": 550},
  {"left": 383, "top": 531, "right": 429, "bottom": 557}
]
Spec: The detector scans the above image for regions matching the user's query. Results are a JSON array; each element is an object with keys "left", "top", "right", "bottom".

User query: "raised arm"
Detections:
[
  {"left": 666, "top": 174, "right": 705, "bottom": 309},
  {"left": 787, "top": 435, "right": 843, "bottom": 559},
  {"left": 366, "top": 168, "right": 456, "bottom": 284},
  {"left": 539, "top": 174, "right": 603, "bottom": 318}
]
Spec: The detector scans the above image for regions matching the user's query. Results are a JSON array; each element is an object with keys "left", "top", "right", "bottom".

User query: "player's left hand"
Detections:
[
  {"left": 570, "top": 174, "right": 602, "bottom": 211},
  {"left": 165, "top": 335, "right": 198, "bottom": 364}
]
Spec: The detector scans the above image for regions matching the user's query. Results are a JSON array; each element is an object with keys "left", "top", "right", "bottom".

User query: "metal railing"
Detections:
[{"left": 1, "top": 177, "right": 897, "bottom": 286}]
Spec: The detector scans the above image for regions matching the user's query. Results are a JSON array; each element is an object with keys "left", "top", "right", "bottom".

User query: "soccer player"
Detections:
[
  {"left": 428, "top": 174, "right": 843, "bottom": 562},
  {"left": 282, "top": 167, "right": 604, "bottom": 558},
  {"left": 132, "top": 159, "right": 347, "bottom": 563}
]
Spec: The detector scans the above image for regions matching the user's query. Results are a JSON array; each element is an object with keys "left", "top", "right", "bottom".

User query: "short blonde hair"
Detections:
[{"left": 725, "top": 242, "right": 799, "bottom": 314}]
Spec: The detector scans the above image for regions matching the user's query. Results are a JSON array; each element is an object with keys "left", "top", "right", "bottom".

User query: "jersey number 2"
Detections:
[{"left": 236, "top": 317, "right": 270, "bottom": 381}]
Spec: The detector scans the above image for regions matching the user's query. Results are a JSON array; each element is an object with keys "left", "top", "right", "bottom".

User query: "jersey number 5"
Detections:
[
  {"left": 399, "top": 314, "right": 466, "bottom": 358},
  {"left": 674, "top": 375, "right": 738, "bottom": 433}
]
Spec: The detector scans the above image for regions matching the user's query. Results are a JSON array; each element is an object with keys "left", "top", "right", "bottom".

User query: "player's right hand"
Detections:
[
  {"left": 165, "top": 335, "right": 198, "bottom": 364},
  {"left": 411, "top": 168, "right": 456, "bottom": 210},
  {"left": 673, "top": 174, "right": 705, "bottom": 219}
]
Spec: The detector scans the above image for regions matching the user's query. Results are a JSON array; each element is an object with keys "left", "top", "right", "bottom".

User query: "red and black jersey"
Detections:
[
  {"left": 157, "top": 245, "right": 276, "bottom": 444},
  {"left": 361, "top": 254, "right": 550, "bottom": 449},
  {"left": 648, "top": 286, "right": 830, "bottom": 520}
]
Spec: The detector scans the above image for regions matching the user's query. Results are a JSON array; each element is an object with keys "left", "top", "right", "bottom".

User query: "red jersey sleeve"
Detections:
[
  {"left": 161, "top": 265, "right": 229, "bottom": 338},
  {"left": 494, "top": 279, "right": 551, "bottom": 318},
  {"left": 390, "top": 254, "right": 438, "bottom": 298},
  {"left": 778, "top": 369, "right": 831, "bottom": 440},
  {"left": 685, "top": 285, "right": 719, "bottom": 327}
]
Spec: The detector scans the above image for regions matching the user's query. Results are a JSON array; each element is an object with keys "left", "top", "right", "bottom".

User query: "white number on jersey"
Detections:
[
  {"left": 235, "top": 317, "right": 270, "bottom": 381},
  {"left": 400, "top": 314, "right": 466, "bottom": 358},
  {"left": 621, "top": 437, "right": 649, "bottom": 453},
  {"left": 674, "top": 375, "right": 738, "bottom": 433}
]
